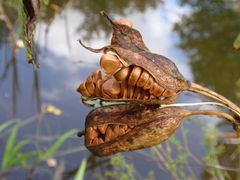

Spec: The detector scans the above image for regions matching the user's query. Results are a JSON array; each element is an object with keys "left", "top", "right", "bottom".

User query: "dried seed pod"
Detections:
[
  {"left": 85, "top": 104, "right": 188, "bottom": 156},
  {"left": 78, "top": 11, "right": 189, "bottom": 99},
  {"left": 84, "top": 103, "right": 239, "bottom": 156}
]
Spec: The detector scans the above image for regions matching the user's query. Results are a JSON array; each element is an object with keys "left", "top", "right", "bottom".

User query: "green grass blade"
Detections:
[
  {"left": 38, "top": 129, "right": 77, "bottom": 161},
  {"left": 74, "top": 158, "right": 87, "bottom": 180},
  {"left": 0, "top": 121, "right": 15, "bottom": 134},
  {"left": 2, "top": 140, "right": 29, "bottom": 169},
  {"left": 1, "top": 124, "right": 19, "bottom": 170},
  {"left": 11, "top": 151, "right": 37, "bottom": 167},
  {"left": 233, "top": 33, "right": 240, "bottom": 50}
]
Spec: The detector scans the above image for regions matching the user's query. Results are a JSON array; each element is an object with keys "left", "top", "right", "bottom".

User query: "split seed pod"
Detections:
[
  {"left": 78, "top": 11, "right": 189, "bottom": 104},
  {"left": 85, "top": 104, "right": 188, "bottom": 156},
  {"left": 84, "top": 104, "right": 239, "bottom": 157}
]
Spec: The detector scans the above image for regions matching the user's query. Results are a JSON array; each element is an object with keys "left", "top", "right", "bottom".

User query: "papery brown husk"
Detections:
[{"left": 85, "top": 104, "right": 188, "bottom": 156}]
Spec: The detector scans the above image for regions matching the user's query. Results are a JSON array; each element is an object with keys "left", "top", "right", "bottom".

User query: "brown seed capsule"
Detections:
[{"left": 85, "top": 104, "right": 188, "bottom": 156}]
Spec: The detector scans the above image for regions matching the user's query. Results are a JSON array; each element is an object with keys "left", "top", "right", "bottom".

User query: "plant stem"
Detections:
[
  {"left": 189, "top": 109, "right": 237, "bottom": 125},
  {"left": 189, "top": 82, "right": 240, "bottom": 117}
]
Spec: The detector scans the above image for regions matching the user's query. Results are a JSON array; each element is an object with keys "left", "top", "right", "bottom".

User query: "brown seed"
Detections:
[
  {"left": 98, "top": 125, "right": 108, "bottom": 134},
  {"left": 87, "top": 127, "right": 98, "bottom": 140},
  {"left": 93, "top": 138, "right": 99, "bottom": 145},
  {"left": 95, "top": 80, "right": 103, "bottom": 96},
  {"left": 100, "top": 54, "right": 121, "bottom": 75},
  {"left": 127, "top": 85, "right": 135, "bottom": 98},
  {"left": 91, "top": 70, "right": 100, "bottom": 83},
  {"left": 133, "top": 86, "right": 141, "bottom": 99},
  {"left": 143, "top": 76, "right": 154, "bottom": 90},
  {"left": 121, "top": 125, "right": 128, "bottom": 131},
  {"left": 120, "top": 81, "right": 128, "bottom": 99},
  {"left": 137, "top": 70, "right": 149, "bottom": 87},
  {"left": 102, "top": 77, "right": 121, "bottom": 97},
  {"left": 98, "top": 138, "right": 104, "bottom": 144},
  {"left": 129, "top": 125, "right": 134, "bottom": 128},
  {"left": 105, "top": 126, "right": 113, "bottom": 140},
  {"left": 128, "top": 66, "right": 142, "bottom": 86},
  {"left": 162, "top": 90, "right": 175, "bottom": 98},
  {"left": 114, "top": 67, "right": 131, "bottom": 81},
  {"left": 119, "top": 128, "right": 125, "bottom": 136},
  {"left": 113, "top": 125, "right": 120, "bottom": 135},
  {"left": 152, "top": 83, "right": 165, "bottom": 97},
  {"left": 77, "top": 83, "right": 91, "bottom": 97},
  {"left": 85, "top": 76, "right": 95, "bottom": 95}
]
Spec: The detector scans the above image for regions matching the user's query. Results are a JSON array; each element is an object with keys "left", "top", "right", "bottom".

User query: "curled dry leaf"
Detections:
[{"left": 23, "top": 0, "right": 40, "bottom": 68}]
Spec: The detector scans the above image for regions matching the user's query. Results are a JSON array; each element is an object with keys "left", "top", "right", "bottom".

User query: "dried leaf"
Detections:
[{"left": 23, "top": 0, "right": 40, "bottom": 68}]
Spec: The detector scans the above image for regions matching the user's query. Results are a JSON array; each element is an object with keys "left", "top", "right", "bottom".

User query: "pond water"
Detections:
[{"left": 1, "top": 0, "right": 240, "bottom": 179}]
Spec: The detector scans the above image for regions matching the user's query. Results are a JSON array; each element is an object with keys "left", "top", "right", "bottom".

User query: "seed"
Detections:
[
  {"left": 95, "top": 80, "right": 103, "bottom": 96},
  {"left": 114, "top": 67, "right": 131, "bottom": 81},
  {"left": 102, "top": 78, "right": 121, "bottom": 97},
  {"left": 113, "top": 125, "right": 120, "bottom": 134},
  {"left": 87, "top": 127, "right": 98, "bottom": 140},
  {"left": 100, "top": 54, "right": 121, "bottom": 75},
  {"left": 93, "top": 138, "right": 99, "bottom": 145},
  {"left": 143, "top": 76, "right": 154, "bottom": 90},
  {"left": 121, "top": 125, "right": 128, "bottom": 130},
  {"left": 119, "top": 128, "right": 125, "bottom": 135},
  {"left": 137, "top": 70, "right": 149, "bottom": 87},
  {"left": 152, "top": 83, "right": 165, "bottom": 97},
  {"left": 98, "top": 125, "right": 108, "bottom": 134},
  {"left": 133, "top": 86, "right": 141, "bottom": 99},
  {"left": 98, "top": 138, "right": 104, "bottom": 144},
  {"left": 85, "top": 76, "right": 95, "bottom": 95},
  {"left": 91, "top": 70, "right": 100, "bottom": 83},
  {"left": 162, "top": 90, "right": 175, "bottom": 98},
  {"left": 105, "top": 126, "right": 113, "bottom": 140},
  {"left": 127, "top": 85, "right": 135, "bottom": 99},
  {"left": 77, "top": 82, "right": 91, "bottom": 97},
  {"left": 128, "top": 66, "right": 142, "bottom": 86}
]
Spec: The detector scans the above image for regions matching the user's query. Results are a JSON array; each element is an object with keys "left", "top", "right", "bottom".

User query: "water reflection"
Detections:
[
  {"left": 1, "top": 0, "right": 239, "bottom": 179},
  {"left": 174, "top": 0, "right": 240, "bottom": 102}
]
